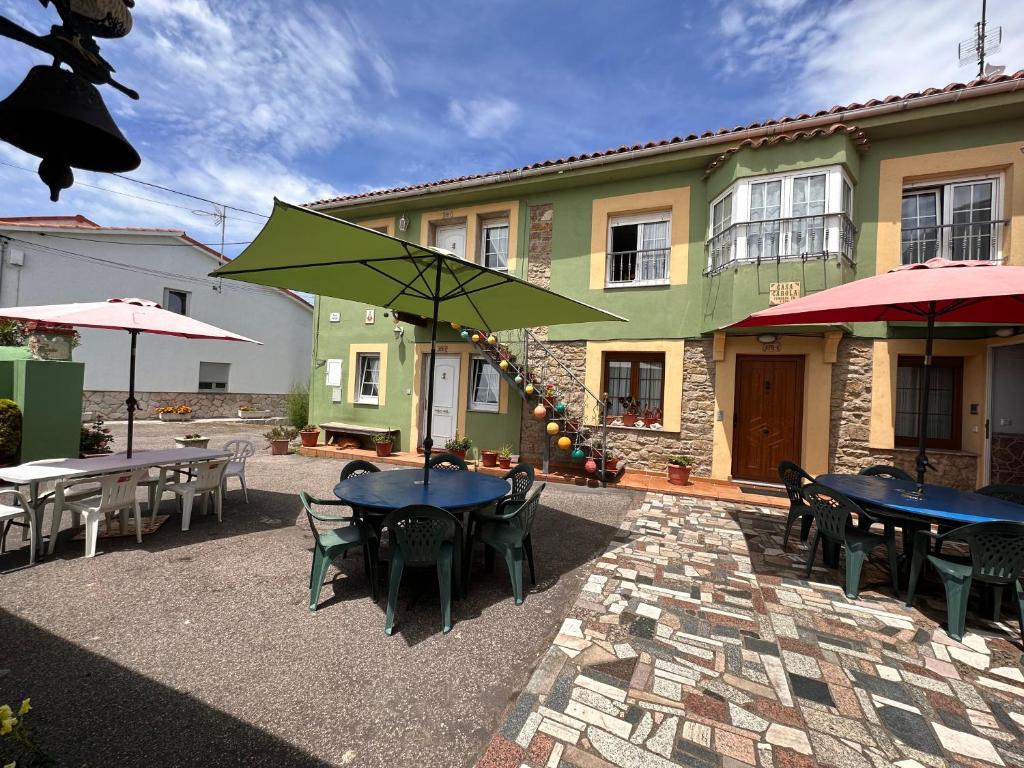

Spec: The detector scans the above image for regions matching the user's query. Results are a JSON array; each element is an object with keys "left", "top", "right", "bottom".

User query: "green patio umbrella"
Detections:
[{"left": 211, "top": 199, "right": 626, "bottom": 483}]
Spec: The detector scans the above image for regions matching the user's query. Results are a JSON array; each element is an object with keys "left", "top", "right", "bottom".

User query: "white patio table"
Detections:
[{"left": 0, "top": 448, "right": 231, "bottom": 555}]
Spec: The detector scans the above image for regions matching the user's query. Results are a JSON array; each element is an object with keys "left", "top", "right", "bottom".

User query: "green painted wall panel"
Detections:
[{"left": 13, "top": 359, "right": 84, "bottom": 462}]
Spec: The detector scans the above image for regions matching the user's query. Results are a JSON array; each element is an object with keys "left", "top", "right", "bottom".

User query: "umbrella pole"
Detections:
[
  {"left": 914, "top": 309, "right": 936, "bottom": 485},
  {"left": 422, "top": 255, "right": 444, "bottom": 486},
  {"left": 126, "top": 330, "right": 139, "bottom": 459}
]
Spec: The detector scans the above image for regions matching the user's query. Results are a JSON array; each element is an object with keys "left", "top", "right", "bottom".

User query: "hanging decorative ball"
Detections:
[
  {"left": 533, "top": 404, "right": 547, "bottom": 420},
  {"left": 584, "top": 458, "right": 597, "bottom": 474},
  {"left": 450, "top": 322, "right": 461, "bottom": 330},
  {"left": 514, "top": 375, "right": 523, "bottom": 384},
  {"left": 460, "top": 330, "right": 469, "bottom": 340},
  {"left": 471, "top": 333, "right": 480, "bottom": 342},
  {"left": 571, "top": 447, "right": 586, "bottom": 461},
  {"left": 546, "top": 421, "right": 560, "bottom": 436},
  {"left": 557, "top": 435, "right": 571, "bottom": 450},
  {"left": 554, "top": 401, "right": 567, "bottom": 415},
  {"left": 487, "top": 335, "right": 497, "bottom": 345},
  {"left": 524, "top": 384, "right": 535, "bottom": 395},
  {"left": 499, "top": 359, "right": 509, "bottom": 371}
]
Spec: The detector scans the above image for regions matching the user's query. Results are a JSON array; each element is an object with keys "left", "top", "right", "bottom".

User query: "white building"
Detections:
[{"left": 0, "top": 215, "right": 312, "bottom": 419}]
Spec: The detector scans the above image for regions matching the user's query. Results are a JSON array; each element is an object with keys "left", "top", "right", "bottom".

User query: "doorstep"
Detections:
[{"left": 298, "top": 445, "right": 788, "bottom": 508}]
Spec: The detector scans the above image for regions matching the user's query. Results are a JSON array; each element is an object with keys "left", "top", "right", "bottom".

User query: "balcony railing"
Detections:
[
  {"left": 606, "top": 247, "right": 670, "bottom": 287},
  {"left": 900, "top": 220, "right": 1007, "bottom": 265},
  {"left": 704, "top": 212, "right": 856, "bottom": 276}
]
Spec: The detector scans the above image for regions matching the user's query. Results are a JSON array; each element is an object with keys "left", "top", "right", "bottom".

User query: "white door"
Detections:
[
  {"left": 422, "top": 354, "right": 460, "bottom": 448},
  {"left": 434, "top": 224, "right": 466, "bottom": 260}
]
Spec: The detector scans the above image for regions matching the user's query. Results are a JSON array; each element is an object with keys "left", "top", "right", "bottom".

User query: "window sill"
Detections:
[
  {"left": 586, "top": 422, "right": 679, "bottom": 435},
  {"left": 468, "top": 406, "right": 499, "bottom": 414},
  {"left": 603, "top": 280, "right": 670, "bottom": 290},
  {"left": 354, "top": 400, "right": 379, "bottom": 407},
  {"left": 891, "top": 446, "right": 978, "bottom": 457}
]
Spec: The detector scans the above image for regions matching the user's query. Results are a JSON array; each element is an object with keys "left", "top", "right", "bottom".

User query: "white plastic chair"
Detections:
[
  {"left": 0, "top": 488, "right": 37, "bottom": 565},
  {"left": 162, "top": 459, "right": 230, "bottom": 531},
  {"left": 222, "top": 439, "right": 255, "bottom": 503},
  {"left": 49, "top": 468, "right": 149, "bottom": 558}
]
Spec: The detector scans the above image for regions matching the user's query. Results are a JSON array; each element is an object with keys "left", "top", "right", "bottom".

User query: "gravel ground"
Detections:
[{"left": 0, "top": 420, "right": 637, "bottom": 768}]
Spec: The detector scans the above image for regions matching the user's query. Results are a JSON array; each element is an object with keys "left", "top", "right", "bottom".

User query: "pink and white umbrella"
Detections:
[{"left": 0, "top": 298, "right": 259, "bottom": 456}]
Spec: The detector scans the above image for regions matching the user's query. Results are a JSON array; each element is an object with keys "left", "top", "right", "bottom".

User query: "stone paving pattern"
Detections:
[{"left": 478, "top": 493, "right": 1024, "bottom": 768}]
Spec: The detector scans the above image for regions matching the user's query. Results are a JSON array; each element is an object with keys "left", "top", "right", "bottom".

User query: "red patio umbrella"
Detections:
[
  {"left": 733, "top": 258, "right": 1024, "bottom": 483},
  {"left": 0, "top": 298, "right": 259, "bottom": 457}
]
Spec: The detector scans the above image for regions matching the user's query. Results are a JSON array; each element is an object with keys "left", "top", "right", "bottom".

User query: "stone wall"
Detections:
[
  {"left": 828, "top": 338, "right": 978, "bottom": 489},
  {"left": 83, "top": 390, "right": 287, "bottom": 420}
]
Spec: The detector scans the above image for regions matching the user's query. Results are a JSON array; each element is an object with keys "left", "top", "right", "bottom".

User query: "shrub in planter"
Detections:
[
  {"left": 299, "top": 424, "right": 320, "bottom": 448},
  {"left": 264, "top": 426, "right": 298, "bottom": 456},
  {"left": 175, "top": 433, "right": 210, "bottom": 449},
  {"left": 444, "top": 435, "right": 472, "bottom": 460},
  {"left": 372, "top": 430, "right": 395, "bottom": 457},
  {"left": 498, "top": 443, "right": 513, "bottom": 470},
  {"left": 155, "top": 404, "right": 193, "bottom": 422},
  {"left": 80, "top": 418, "right": 113, "bottom": 457},
  {"left": 286, "top": 384, "right": 309, "bottom": 430},
  {"left": 0, "top": 398, "right": 21, "bottom": 464},
  {"left": 667, "top": 455, "right": 693, "bottom": 486}
]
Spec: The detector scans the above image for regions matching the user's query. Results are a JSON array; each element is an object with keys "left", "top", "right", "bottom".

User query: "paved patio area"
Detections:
[
  {"left": 0, "top": 421, "right": 639, "bottom": 767},
  {"left": 478, "top": 493, "right": 1024, "bottom": 768}
]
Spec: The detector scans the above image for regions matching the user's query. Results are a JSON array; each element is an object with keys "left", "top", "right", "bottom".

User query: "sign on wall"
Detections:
[
  {"left": 364, "top": 309, "right": 375, "bottom": 324},
  {"left": 329, "top": 312, "right": 340, "bottom": 323},
  {"left": 769, "top": 281, "right": 801, "bottom": 305}
]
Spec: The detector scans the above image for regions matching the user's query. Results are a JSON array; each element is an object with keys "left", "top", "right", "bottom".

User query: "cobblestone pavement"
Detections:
[{"left": 478, "top": 493, "right": 1024, "bottom": 768}]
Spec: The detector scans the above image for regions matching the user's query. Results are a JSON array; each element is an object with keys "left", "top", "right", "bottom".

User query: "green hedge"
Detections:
[{"left": 0, "top": 399, "right": 22, "bottom": 463}]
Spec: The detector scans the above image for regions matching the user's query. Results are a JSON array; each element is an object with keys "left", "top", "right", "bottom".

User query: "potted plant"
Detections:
[
  {"left": 238, "top": 404, "right": 271, "bottom": 420},
  {"left": 444, "top": 435, "right": 472, "bottom": 460},
  {"left": 619, "top": 397, "right": 641, "bottom": 427},
  {"left": 542, "top": 382, "right": 557, "bottom": 409},
  {"left": 175, "top": 432, "right": 210, "bottom": 449},
  {"left": 667, "top": 455, "right": 693, "bottom": 486},
  {"left": 498, "top": 443, "right": 513, "bottom": 470},
  {"left": 79, "top": 418, "right": 113, "bottom": 458},
  {"left": 156, "top": 404, "right": 193, "bottom": 422},
  {"left": 373, "top": 430, "right": 395, "bottom": 457},
  {"left": 299, "top": 424, "right": 320, "bottom": 448},
  {"left": 590, "top": 440, "right": 619, "bottom": 472},
  {"left": 480, "top": 447, "right": 498, "bottom": 468},
  {"left": 264, "top": 425, "right": 297, "bottom": 456}
]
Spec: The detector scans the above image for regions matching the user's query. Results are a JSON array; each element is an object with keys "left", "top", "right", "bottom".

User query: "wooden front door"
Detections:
[{"left": 733, "top": 355, "right": 804, "bottom": 482}]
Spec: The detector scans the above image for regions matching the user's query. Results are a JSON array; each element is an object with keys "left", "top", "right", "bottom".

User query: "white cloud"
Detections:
[{"left": 448, "top": 97, "right": 520, "bottom": 140}]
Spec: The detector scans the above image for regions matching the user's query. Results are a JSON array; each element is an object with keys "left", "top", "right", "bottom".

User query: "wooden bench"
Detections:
[{"left": 319, "top": 422, "right": 397, "bottom": 450}]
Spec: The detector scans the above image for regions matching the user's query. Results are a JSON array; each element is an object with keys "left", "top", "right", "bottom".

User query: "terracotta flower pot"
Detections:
[
  {"left": 668, "top": 464, "right": 691, "bottom": 486},
  {"left": 375, "top": 442, "right": 393, "bottom": 457},
  {"left": 270, "top": 439, "right": 290, "bottom": 456},
  {"left": 602, "top": 457, "right": 619, "bottom": 472},
  {"left": 481, "top": 450, "right": 498, "bottom": 468},
  {"left": 498, "top": 456, "right": 511, "bottom": 469},
  {"left": 449, "top": 449, "right": 467, "bottom": 460},
  {"left": 299, "top": 429, "right": 320, "bottom": 447},
  {"left": 621, "top": 414, "right": 637, "bottom": 427}
]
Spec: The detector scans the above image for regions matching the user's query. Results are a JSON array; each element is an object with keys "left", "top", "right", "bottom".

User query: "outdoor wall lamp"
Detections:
[
  {"left": 393, "top": 323, "right": 405, "bottom": 340},
  {"left": 756, "top": 333, "right": 778, "bottom": 344},
  {"left": 398, "top": 215, "right": 409, "bottom": 232},
  {"left": 995, "top": 327, "right": 1017, "bottom": 337}
]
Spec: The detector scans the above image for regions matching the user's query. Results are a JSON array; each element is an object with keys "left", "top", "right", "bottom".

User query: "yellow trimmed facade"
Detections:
[
  {"left": 346, "top": 343, "right": 389, "bottom": 407},
  {"left": 582, "top": 339, "right": 685, "bottom": 432},
  {"left": 419, "top": 201, "right": 520, "bottom": 274}
]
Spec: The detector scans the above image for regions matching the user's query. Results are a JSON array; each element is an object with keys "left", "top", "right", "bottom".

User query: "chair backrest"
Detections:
[
  {"left": 802, "top": 482, "right": 861, "bottom": 542},
  {"left": 859, "top": 464, "right": 914, "bottom": 482},
  {"left": 191, "top": 459, "right": 229, "bottom": 491},
  {"left": 503, "top": 463, "right": 534, "bottom": 503},
  {"left": 298, "top": 490, "right": 350, "bottom": 542},
  {"left": 95, "top": 467, "right": 149, "bottom": 511},
  {"left": 339, "top": 459, "right": 380, "bottom": 484},
  {"left": 976, "top": 484, "right": 1024, "bottom": 506},
  {"left": 502, "top": 482, "right": 545, "bottom": 535},
  {"left": 946, "top": 521, "right": 1024, "bottom": 583},
  {"left": 381, "top": 505, "right": 460, "bottom": 567},
  {"left": 778, "top": 461, "right": 813, "bottom": 507},
  {"left": 223, "top": 439, "right": 256, "bottom": 463},
  {"left": 428, "top": 453, "right": 467, "bottom": 472}
]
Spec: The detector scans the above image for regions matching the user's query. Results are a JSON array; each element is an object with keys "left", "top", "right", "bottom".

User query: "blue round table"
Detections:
[
  {"left": 816, "top": 474, "right": 1024, "bottom": 525},
  {"left": 333, "top": 468, "right": 510, "bottom": 513}
]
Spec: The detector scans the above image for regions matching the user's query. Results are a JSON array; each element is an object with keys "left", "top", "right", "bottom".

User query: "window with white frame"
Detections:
[
  {"left": 198, "top": 361, "right": 229, "bottom": 391},
  {"left": 469, "top": 356, "right": 499, "bottom": 412},
  {"left": 606, "top": 211, "right": 671, "bottom": 287},
  {"left": 706, "top": 166, "right": 854, "bottom": 272},
  {"left": 480, "top": 219, "right": 509, "bottom": 270},
  {"left": 355, "top": 352, "right": 381, "bottom": 405},
  {"left": 901, "top": 176, "right": 1002, "bottom": 264}
]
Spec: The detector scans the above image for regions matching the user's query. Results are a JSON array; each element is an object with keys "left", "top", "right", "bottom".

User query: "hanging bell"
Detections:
[{"left": 0, "top": 66, "right": 141, "bottom": 201}]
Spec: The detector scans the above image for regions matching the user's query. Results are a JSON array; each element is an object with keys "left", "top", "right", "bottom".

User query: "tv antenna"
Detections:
[{"left": 959, "top": 0, "right": 1003, "bottom": 78}]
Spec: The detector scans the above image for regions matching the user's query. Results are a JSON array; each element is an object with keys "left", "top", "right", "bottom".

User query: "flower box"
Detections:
[
  {"left": 238, "top": 409, "right": 271, "bottom": 420},
  {"left": 174, "top": 437, "right": 210, "bottom": 449},
  {"left": 159, "top": 412, "right": 192, "bottom": 422}
]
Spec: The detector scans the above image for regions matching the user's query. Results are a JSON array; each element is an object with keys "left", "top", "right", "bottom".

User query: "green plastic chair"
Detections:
[
  {"left": 778, "top": 461, "right": 814, "bottom": 549},
  {"left": 427, "top": 453, "right": 468, "bottom": 472},
  {"left": 380, "top": 505, "right": 462, "bottom": 635},
  {"left": 977, "top": 484, "right": 1024, "bottom": 505},
  {"left": 906, "top": 521, "right": 1024, "bottom": 642},
  {"left": 859, "top": 465, "right": 914, "bottom": 481},
  {"left": 468, "top": 483, "right": 546, "bottom": 605},
  {"left": 339, "top": 459, "right": 380, "bottom": 484},
  {"left": 802, "top": 483, "right": 899, "bottom": 599},
  {"left": 300, "top": 491, "right": 378, "bottom": 611}
]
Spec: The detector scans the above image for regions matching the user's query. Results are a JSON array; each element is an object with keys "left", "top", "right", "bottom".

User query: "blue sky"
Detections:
[{"left": 0, "top": 0, "right": 1021, "bottom": 252}]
